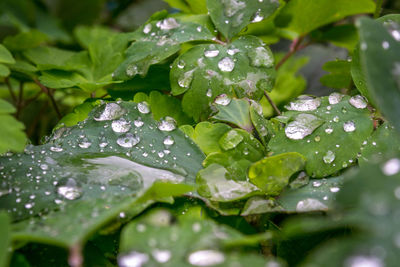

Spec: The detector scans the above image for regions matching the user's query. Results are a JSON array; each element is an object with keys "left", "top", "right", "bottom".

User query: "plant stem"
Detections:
[
  {"left": 5, "top": 77, "right": 17, "bottom": 103},
  {"left": 15, "top": 82, "right": 24, "bottom": 118},
  {"left": 275, "top": 36, "right": 307, "bottom": 70},
  {"left": 34, "top": 79, "right": 62, "bottom": 120},
  {"left": 264, "top": 91, "right": 281, "bottom": 115},
  {"left": 374, "top": 0, "right": 383, "bottom": 18}
]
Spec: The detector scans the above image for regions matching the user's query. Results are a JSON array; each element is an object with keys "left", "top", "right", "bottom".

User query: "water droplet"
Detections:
[
  {"left": 227, "top": 48, "right": 240, "bottom": 55},
  {"left": 152, "top": 249, "right": 171, "bottom": 263},
  {"left": 382, "top": 41, "right": 390, "bottom": 50},
  {"left": 118, "top": 251, "right": 149, "bottom": 267},
  {"left": 196, "top": 26, "right": 202, "bottom": 32},
  {"left": 192, "top": 222, "right": 201, "bottom": 232},
  {"left": 78, "top": 140, "right": 92, "bottom": 149},
  {"left": 117, "top": 133, "right": 140, "bottom": 148},
  {"left": 349, "top": 95, "right": 368, "bottom": 109},
  {"left": 323, "top": 150, "right": 335, "bottom": 164},
  {"left": 330, "top": 187, "right": 340, "bottom": 193},
  {"left": 220, "top": 130, "right": 244, "bottom": 150},
  {"left": 204, "top": 49, "right": 219, "bottom": 58},
  {"left": 163, "top": 136, "right": 175, "bottom": 146},
  {"left": 50, "top": 146, "right": 63, "bottom": 152},
  {"left": 134, "top": 117, "right": 144, "bottom": 127},
  {"left": 214, "top": 94, "right": 231, "bottom": 105},
  {"left": 137, "top": 102, "right": 150, "bottom": 114},
  {"left": 249, "top": 46, "right": 273, "bottom": 68},
  {"left": 361, "top": 42, "right": 367, "bottom": 51},
  {"left": 178, "top": 69, "right": 195, "bottom": 88},
  {"left": 206, "top": 88, "right": 212, "bottom": 97},
  {"left": 314, "top": 135, "right": 321, "bottom": 142},
  {"left": 25, "top": 203, "right": 34, "bottom": 209},
  {"left": 285, "top": 113, "right": 324, "bottom": 140},
  {"left": 177, "top": 60, "right": 185, "bottom": 69},
  {"left": 251, "top": 10, "right": 264, "bottom": 23},
  {"left": 112, "top": 118, "right": 131, "bottom": 133},
  {"left": 325, "top": 127, "right": 333, "bottom": 134},
  {"left": 158, "top": 117, "right": 177, "bottom": 132},
  {"left": 296, "top": 198, "right": 327, "bottom": 212},
  {"left": 345, "top": 255, "right": 383, "bottom": 267},
  {"left": 223, "top": 0, "right": 246, "bottom": 17},
  {"left": 218, "top": 57, "right": 235, "bottom": 72},
  {"left": 40, "top": 164, "right": 49, "bottom": 170},
  {"left": 285, "top": 95, "right": 321, "bottom": 111},
  {"left": 333, "top": 116, "right": 340, "bottom": 122},
  {"left": 312, "top": 181, "right": 322, "bottom": 187},
  {"left": 343, "top": 121, "right": 356, "bottom": 132},
  {"left": 56, "top": 178, "right": 83, "bottom": 200},
  {"left": 94, "top": 103, "right": 126, "bottom": 121},
  {"left": 328, "top": 92, "right": 343, "bottom": 105},
  {"left": 143, "top": 24, "right": 152, "bottom": 34},
  {"left": 156, "top": 18, "right": 180, "bottom": 30},
  {"left": 188, "top": 250, "right": 225, "bottom": 266},
  {"left": 126, "top": 65, "right": 138, "bottom": 77},
  {"left": 382, "top": 158, "right": 400, "bottom": 176}
]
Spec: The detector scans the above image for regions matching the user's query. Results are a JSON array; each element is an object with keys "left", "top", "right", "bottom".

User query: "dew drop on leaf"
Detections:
[
  {"left": 218, "top": 57, "right": 235, "bottom": 72},
  {"left": 118, "top": 251, "right": 149, "bottom": 267},
  {"left": 343, "top": 121, "right": 356, "bottom": 132},
  {"left": 296, "top": 198, "right": 327, "bottom": 212},
  {"left": 285, "top": 113, "right": 323, "bottom": 140},
  {"left": 251, "top": 10, "right": 264, "bottom": 23},
  {"left": 382, "top": 158, "right": 400, "bottom": 176},
  {"left": 117, "top": 133, "right": 140, "bottom": 148},
  {"left": 323, "top": 150, "right": 335, "bottom": 164},
  {"left": 163, "top": 136, "right": 175, "bottom": 146},
  {"left": 249, "top": 47, "right": 273, "bottom": 68},
  {"left": 187, "top": 250, "right": 225, "bottom": 266},
  {"left": 137, "top": 102, "right": 150, "bottom": 114},
  {"left": 50, "top": 146, "right": 63, "bottom": 152},
  {"left": 143, "top": 24, "right": 152, "bottom": 34},
  {"left": 156, "top": 18, "right": 180, "bottom": 30},
  {"left": 178, "top": 69, "right": 195, "bottom": 88},
  {"left": 94, "top": 103, "right": 126, "bottom": 121},
  {"left": 112, "top": 118, "right": 131, "bottom": 133},
  {"left": 285, "top": 95, "right": 321, "bottom": 111},
  {"left": 134, "top": 117, "right": 144, "bottom": 127},
  {"left": 345, "top": 255, "right": 383, "bottom": 267},
  {"left": 158, "top": 117, "right": 177, "bottom": 132},
  {"left": 56, "top": 178, "right": 83, "bottom": 200},
  {"left": 223, "top": 0, "right": 246, "bottom": 17},
  {"left": 204, "top": 48, "right": 220, "bottom": 58},
  {"left": 328, "top": 92, "right": 343, "bottom": 105},
  {"left": 325, "top": 127, "right": 333, "bottom": 134},
  {"left": 206, "top": 88, "right": 212, "bottom": 97},
  {"left": 214, "top": 94, "right": 231, "bottom": 105},
  {"left": 151, "top": 249, "right": 171, "bottom": 263},
  {"left": 349, "top": 95, "right": 368, "bottom": 109},
  {"left": 78, "top": 139, "right": 92, "bottom": 149},
  {"left": 126, "top": 65, "right": 138, "bottom": 77}
]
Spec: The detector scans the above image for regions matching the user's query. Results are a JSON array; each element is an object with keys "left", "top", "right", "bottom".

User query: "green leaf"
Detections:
[
  {"left": 3, "top": 30, "right": 48, "bottom": 51},
  {"left": 206, "top": 0, "right": 279, "bottom": 40},
  {"left": 249, "top": 102, "right": 271, "bottom": 145},
  {"left": 320, "top": 60, "right": 352, "bottom": 89},
  {"left": 23, "top": 47, "right": 84, "bottom": 71},
  {"left": 0, "top": 212, "right": 11, "bottom": 267},
  {"left": 314, "top": 24, "right": 359, "bottom": 51},
  {"left": 133, "top": 91, "right": 193, "bottom": 126},
  {"left": 171, "top": 36, "right": 276, "bottom": 121},
  {"left": 0, "top": 99, "right": 27, "bottom": 154},
  {"left": 113, "top": 17, "right": 214, "bottom": 81},
  {"left": 268, "top": 94, "right": 374, "bottom": 177},
  {"left": 275, "top": 0, "right": 375, "bottom": 37},
  {"left": 164, "top": 0, "right": 192, "bottom": 13},
  {"left": 0, "top": 64, "right": 10, "bottom": 77},
  {"left": 211, "top": 98, "right": 253, "bottom": 132},
  {"left": 197, "top": 163, "right": 261, "bottom": 202},
  {"left": 55, "top": 101, "right": 98, "bottom": 128},
  {"left": 118, "top": 209, "right": 279, "bottom": 266},
  {"left": 248, "top": 152, "right": 306, "bottom": 195},
  {"left": 355, "top": 16, "right": 400, "bottom": 132},
  {"left": 0, "top": 44, "right": 15, "bottom": 64},
  {"left": 0, "top": 101, "right": 204, "bottom": 247}
]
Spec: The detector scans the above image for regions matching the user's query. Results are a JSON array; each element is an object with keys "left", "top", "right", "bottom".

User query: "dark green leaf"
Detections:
[
  {"left": 0, "top": 212, "right": 11, "bottom": 267},
  {"left": 3, "top": 30, "right": 48, "bottom": 51},
  {"left": 0, "top": 44, "right": 15, "bottom": 64},
  {"left": 320, "top": 60, "right": 352, "bottom": 89}
]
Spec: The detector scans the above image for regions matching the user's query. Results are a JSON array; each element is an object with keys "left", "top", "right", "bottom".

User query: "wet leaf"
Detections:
[
  {"left": 268, "top": 94, "right": 373, "bottom": 177},
  {"left": 211, "top": 98, "right": 253, "bottom": 132},
  {"left": 171, "top": 36, "right": 276, "bottom": 121},
  {"left": 0, "top": 101, "right": 204, "bottom": 247},
  {"left": 206, "top": 0, "right": 279, "bottom": 40}
]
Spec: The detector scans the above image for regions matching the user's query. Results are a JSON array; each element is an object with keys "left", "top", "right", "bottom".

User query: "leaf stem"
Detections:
[
  {"left": 275, "top": 36, "right": 307, "bottom": 70},
  {"left": 34, "top": 79, "right": 62, "bottom": 120},
  {"left": 15, "top": 81, "right": 24, "bottom": 118},
  {"left": 264, "top": 91, "right": 281, "bottom": 116},
  {"left": 5, "top": 77, "right": 17, "bottom": 103},
  {"left": 374, "top": 0, "right": 383, "bottom": 18}
]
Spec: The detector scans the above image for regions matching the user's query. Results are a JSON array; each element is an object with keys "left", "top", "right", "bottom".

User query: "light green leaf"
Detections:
[
  {"left": 0, "top": 99, "right": 27, "bottom": 154},
  {"left": 0, "top": 44, "right": 15, "bottom": 64},
  {"left": 212, "top": 98, "right": 253, "bottom": 132},
  {"left": 248, "top": 152, "right": 306, "bottom": 195},
  {"left": 206, "top": 0, "right": 279, "bottom": 40},
  {"left": 0, "top": 64, "right": 10, "bottom": 77},
  {"left": 268, "top": 94, "right": 374, "bottom": 177},
  {"left": 0, "top": 101, "right": 204, "bottom": 247},
  {"left": 171, "top": 36, "right": 276, "bottom": 121},
  {"left": 275, "top": 0, "right": 375, "bottom": 37}
]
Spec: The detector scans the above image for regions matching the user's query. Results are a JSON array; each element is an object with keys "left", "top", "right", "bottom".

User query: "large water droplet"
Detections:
[
  {"left": 328, "top": 92, "right": 343, "bottom": 105},
  {"left": 112, "top": 118, "right": 131, "bottom": 133},
  {"left": 249, "top": 46, "right": 273, "bottom": 68},
  {"left": 345, "top": 255, "right": 383, "bottom": 267},
  {"left": 158, "top": 117, "right": 177, "bottom": 132},
  {"left": 285, "top": 113, "right": 324, "bottom": 140},
  {"left": 223, "top": 0, "right": 246, "bottom": 17},
  {"left": 323, "top": 150, "right": 335, "bottom": 164},
  {"left": 156, "top": 18, "right": 180, "bottom": 30},
  {"left": 177, "top": 60, "right": 185, "bottom": 69},
  {"left": 220, "top": 130, "right": 244, "bottom": 150},
  {"left": 214, "top": 94, "right": 231, "bottom": 105},
  {"left": 117, "top": 133, "right": 140, "bottom": 148},
  {"left": 296, "top": 198, "right": 328, "bottom": 212},
  {"left": 94, "top": 103, "right": 126, "bottom": 121},
  {"left": 325, "top": 127, "right": 333, "bottom": 134},
  {"left": 78, "top": 139, "right": 92, "bottom": 149},
  {"left": 134, "top": 117, "right": 144, "bottom": 127},
  {"left": 206, "top": 88, "right": 212, "bottom": 97},
  {"left": 285, "top": 95, "right": 321, "bottom": 111},
  {"left": 152, "top": 249, "right": 171, "bottom": 263},
  {"left": 343, "top": 121, "right": 356, "bottom": 132},
  {"left": 188, "top": 250, "right": 225, "bottom": 266},
  {"left": 56, "top": 178, "right": 83, "bottom": 200},
  {"left": 218, "top": 57, "right": 235, "bottom": 72},
  {"left": 143, "top": 24, "right": 152, "bottom": 34},
  {"left": 50, "top": 146, "right": 63, "bottom": 152},
  {"left": 204, "top": 49, "right": 219, "bottom": 58},
  {"left": 163, "top": 136, "right": 175, "bottom": 146},
  {"left": 382, "top": 158, "right": 400, "bottom": 176},
  {"left": 137, "top": 102, "right": 150, "bottom": 114},
  {"left": 251, "top": 10, "right": 264, "bottom": 23},
  {"left": 178, "top": 69, "right": 195, "bottom": 88},
  {"left": 349, "top": 95, "right": 368, "bottom": 109},
  {"left": 118, "top": 251, "right": 149, "bottom": 267}
]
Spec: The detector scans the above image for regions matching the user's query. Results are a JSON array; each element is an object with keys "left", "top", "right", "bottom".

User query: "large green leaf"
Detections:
[
  {"left": 206, "top": 0, "right": 279, "bottom": 40},
  {"left": 0, "top": 101, "right": 204, "bottom": 247},
  {"left": 0, "top": 99, "right": 27, "bottom": 154},
  {"left": 113, "top": 16, "right": 214, "bottom": 81},
  {"left": 171, "top": 36, "right": 276, "bottom": 121},
  {"left": 118, "top": 209, "right": 280, "bottom": 266},
  {"left": 275, "top": 0, "right": 375, "bottom": 37},
  {"left": 268, "top": 94, "right": 374, "bottom": 177},
  {"left": 355, "top": 16, "right": 400, "bottom": 132}
]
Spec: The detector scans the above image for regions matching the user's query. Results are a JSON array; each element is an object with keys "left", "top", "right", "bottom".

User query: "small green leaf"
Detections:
[
  {"left": 0, "top": 212, "right": 11, "bottom": 267},
  {"left": 268, "top": 95, "right": 374, "bottom": 177},
  {"left": 0, "top": 64, "right": 10, "bottom": 77},
  {"left": 212, "top": 98, "right": 253, "bottom": 132},
  {"left": 275, "top": 0, "right": 375, "bottom": 37},
  {"left": 314, "top": 24, "right": 359, "bottom": 51},
  {"left": 206, "top": 0, "right": 279, "bottom": 40},
  {"left": 3, "top": 30, "right": 48, "bottom": 51},
  {"left": 0, "top": 44, "right": 15, "bottom": 64},
  {"left": 0, "top": 99, "right": 27, "bottom": 154},
  {"left": 55, "top": 100, "right": 98, "bottom": 128},
  {"left": 248, "top": 152, "right": 306, "bottom": 195},
  {"left": 171, "top": 36, "right": 276, "bottom": 121},
  {"left": 320, "top": 60, "right": 352, "bottom": 89}
]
